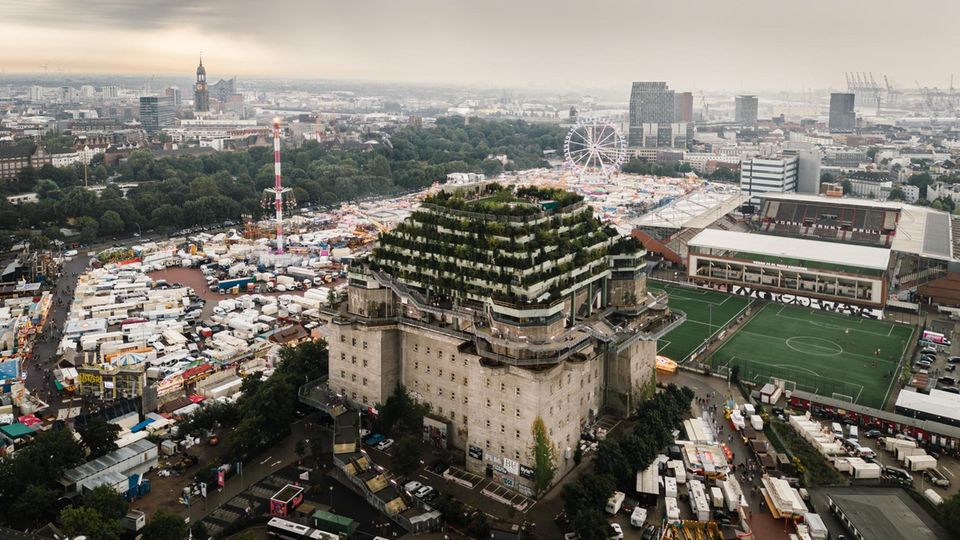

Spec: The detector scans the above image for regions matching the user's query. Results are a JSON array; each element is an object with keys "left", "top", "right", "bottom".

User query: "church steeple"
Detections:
[{"left": 194, "top": 53, "right": 209, "bottom": 112}]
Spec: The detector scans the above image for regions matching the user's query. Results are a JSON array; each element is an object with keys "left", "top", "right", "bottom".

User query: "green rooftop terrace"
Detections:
[{"left": 423, "top": 183, "right": 584, "bottom": 218}]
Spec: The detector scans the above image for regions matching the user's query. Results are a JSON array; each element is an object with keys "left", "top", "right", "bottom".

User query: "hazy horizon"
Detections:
[{"left": 4, "top": 0, "right": 960, "bottom": 94}]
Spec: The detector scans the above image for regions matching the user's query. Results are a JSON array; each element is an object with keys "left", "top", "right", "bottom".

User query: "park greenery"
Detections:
[
  {"left": 0, "top": 427, "right": 86, "bottom": 528},
  {"left": 0, "top": 117, "right": 564, "bottom": 250},
  {"left": 176, "top": 340, "right": 329, "bottom": 461},
  {"left": 562, "top": 384, "right": 693, "bottom": 540}
]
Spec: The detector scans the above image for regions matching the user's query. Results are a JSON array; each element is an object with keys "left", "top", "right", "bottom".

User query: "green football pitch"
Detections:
[
  {"left": 649, "top": 281, "right": 751, "bottom": 363},
  {"left": 708, "top": 303, "right": 914, "bottom": 408}
]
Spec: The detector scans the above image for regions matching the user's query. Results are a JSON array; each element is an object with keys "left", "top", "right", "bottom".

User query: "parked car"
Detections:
[
  {"left": 414, "top": 485, "right": 434, "bottom": 499},
  {"left": 864, "top": 429, "right": 882, "bottom": 438},
  {"left": 939, "top": 376, "right": 956, "bottom": 386},
  {"left": 364, "top": 433, "right": 385, "bottom": 446},
  {"left": 947, "top": 356, "right": 960, "bottom": 364},
  {"left": 403, "top": 481, "right": 422, "bottom": 493},
  {"left": 948, "top": 364, "right": 957, "bottom": 373},
  {"left": 428, "top": 459, "right": 450, "bottom": 475},
  {"left": 608, "top": 523, "right": 624, "bottom": 540},
  {"left": 377, "top": 438, "right": 395, "bottom": 451},
  {"left": 941, "top": 387, "right": 960, "bottom": 394}
]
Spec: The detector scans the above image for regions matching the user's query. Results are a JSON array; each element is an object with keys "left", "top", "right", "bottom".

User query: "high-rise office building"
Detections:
[
  {"left": 165, "top": 87, "right": 182, "bottom": 108},
  {"left": 734, "top": 95, "right": 758, "bottom": 127},
  {"left": 740, "top": 154, "right": 799, "bottom": 203},
  {"left": 194, "top": 56, "right": 209, "bottom": 113},
  {"left": 139, "top": 96, "right": 174, "bottom": 133},
  {"left": 674, "top": 92, "right": 693, "bottom": 123},
  {"left": 628, "top": 82, "right": 675, "bottom": 147},
  {"left": 328, "top": 183, "right": 674, "bottom": 494},
  {"left": 783, "top": 144, "right": 822, "bottom": 194},
  {"left": 101, "top": 86, "right": 119, "bottom": 99},
  {"left": 829, "top": 93, "right": 856, "bottom": 132}
]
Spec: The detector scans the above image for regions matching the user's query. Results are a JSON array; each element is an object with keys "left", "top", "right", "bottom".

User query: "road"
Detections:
[{"left": 25, "top": 253, "right": 91, "bottom": 412}]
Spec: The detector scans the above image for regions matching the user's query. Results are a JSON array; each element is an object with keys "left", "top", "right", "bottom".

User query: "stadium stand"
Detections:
[{"left": 758, "top": 194, "right": 898, "bottom": 247}]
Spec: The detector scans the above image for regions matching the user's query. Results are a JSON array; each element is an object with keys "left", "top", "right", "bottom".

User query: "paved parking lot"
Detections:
[{"left": 365, "top": 442, "right": 537, "bottom": 523}]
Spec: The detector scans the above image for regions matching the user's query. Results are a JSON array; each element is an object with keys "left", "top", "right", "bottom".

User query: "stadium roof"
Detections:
[
  {"left": 633, "top": 191, "right": 749, "bottom": 230},
  {"left": 760, "top": 192, "right": 903, "bottom": 211},
  {"left": 758, "top": 193, "right": 953, "bottom": 261},
  {"left": 894, "top": 205, "right": 953, "bottom": 261},
  {"left": 895, "top": 388, "right": 960, "bottom": 423},
  {"left": 688, "top": 229, "right": 891, "bottom": 271}
]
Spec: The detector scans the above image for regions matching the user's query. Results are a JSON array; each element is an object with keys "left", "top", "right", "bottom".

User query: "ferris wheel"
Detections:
[{"left": 563, "top": 118, "right": 627, "bottom": 176}]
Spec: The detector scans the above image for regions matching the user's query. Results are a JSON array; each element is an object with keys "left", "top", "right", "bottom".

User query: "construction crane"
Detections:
[
  {"left": 699, "top": 91, "right": 710, "bottom": 120},
  {"left": 884, "top": 75, "right": 900, "bottom": 107}
]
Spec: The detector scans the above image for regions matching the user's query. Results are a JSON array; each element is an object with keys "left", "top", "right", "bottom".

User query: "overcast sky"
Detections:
[{"left": 3, "top": 0, "right": 959, "bottom": 93}]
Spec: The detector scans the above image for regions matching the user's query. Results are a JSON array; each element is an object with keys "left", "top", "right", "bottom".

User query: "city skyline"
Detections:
[{"left": 4, "top": 0, "right": 960, "bottom": 92}]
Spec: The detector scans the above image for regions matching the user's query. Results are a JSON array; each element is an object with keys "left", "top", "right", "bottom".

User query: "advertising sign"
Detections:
[
  {"left": 502, "top": 457, "right": 519, "bottom": 475},
  {"left": 468, "top": 445, "right": 483, "bottom": 460},
  {"left": 519, "top": 464, "right": 536, "bottom": 480}
]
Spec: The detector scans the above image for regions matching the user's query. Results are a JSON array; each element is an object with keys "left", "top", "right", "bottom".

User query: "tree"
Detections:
[
  {"left": 35, "top": 179, "right": 63, "bottom": 200},
  {"left": 60, "top": 506, "right": 121, "bottom": 540},
  {"left": 8, "top": 484, "right": 58, "bottom": 529},
  {"left": 151, "top": 204, "right": 183, "bottom": 232},
  {"left": 820, "top": 172, "right": 835, "bottom": 183},
  {"left": 140, "top": 510, "right": 187, "bottom": 540},
  {"left": 866, "top": 146, "right": 879, "bottom": 161},
  {"left": 569, "top": 507, "right": 610, "bottom": 540},
  {"left": 481, "top": 158, "right": 503, "bottom": 177},
  {"left": 841, "top": 179, "right": 853, "bottom": 195},
  {"left": 888, "top": 187, "right": 906, "bottom": 201},
  {"left": 79, "top": 418, "right": 121, "bottom": 459},
  {"left": 376, "top": 385, "right": 430, "bottom": 437},
  {"left": 83, "top": 485, "right": 129, "bottom": 521},
  {"left": 730, "top": 364, "right": 741, "bottom": 384},
  {"left": 370, "top": 155, "right": 393, "bottom": 178},
  {"left": 295, "top": 439, "right": 306, "bottom": 462},
  {"left": 78, "top": 216, "right": 99, "bottom": 243},
  {"left": 99, "top": 210, "right": 125, "bottom": 236},
  {"left": 932, "top": 199, "right": 945, "bottom": 211},
  {"left": 530, "top": 416, "right": 557, "bottom": 496},
  {"left": 711, "top": 166, "right": 736, "bottom": 181},
  {"left": 941, "top": 493, "right": 960, "bottom": 537},
  {"left": 391, "top": 435, "right": 421, "bottom": 476}
]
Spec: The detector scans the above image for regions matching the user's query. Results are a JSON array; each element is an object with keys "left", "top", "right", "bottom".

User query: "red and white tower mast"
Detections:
[{"left": 264, "top": 117, "right": 293, "bottom": 253}]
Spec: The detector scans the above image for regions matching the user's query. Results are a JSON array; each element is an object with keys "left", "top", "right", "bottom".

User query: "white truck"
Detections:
[{"left": 605, "top": 491, "right": 625, "bottom": 514}]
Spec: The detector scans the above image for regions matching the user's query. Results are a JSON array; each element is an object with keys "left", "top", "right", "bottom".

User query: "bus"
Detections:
[{"left": 267, "top": 518, "right": 338, "bottom": 540}]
